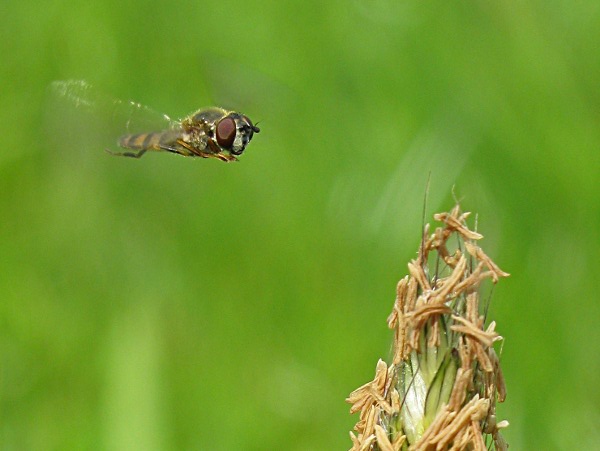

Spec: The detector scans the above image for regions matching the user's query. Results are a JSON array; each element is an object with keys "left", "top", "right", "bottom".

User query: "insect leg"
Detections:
[
  {"left": 203, "top": 139, "right": 238, "bottom": 162},
  {"left": 157, "top": 144, "right": 189, "bottom": 156},
  {"left": 175, "top": 139, "right": 214, "bottom": 159},
  {"left": 105, "top": 148, "right": 148, "bottom": 158},
  {"left": 215, "top": 153, "right": 238, "bottom": 162}
]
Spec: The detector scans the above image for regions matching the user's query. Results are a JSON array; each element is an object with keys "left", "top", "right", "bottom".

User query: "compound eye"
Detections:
[{"left": 216, "top": 117, "right": 236, "bottom": 149}]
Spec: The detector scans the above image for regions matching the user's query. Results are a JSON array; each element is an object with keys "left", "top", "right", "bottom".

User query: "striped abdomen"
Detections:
[{"left": 119, "top": 129, "right": 181, "bottom": 150}]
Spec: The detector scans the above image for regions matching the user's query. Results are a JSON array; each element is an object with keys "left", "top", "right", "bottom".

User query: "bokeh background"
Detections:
[{"left": 1, "top": 0, "right": 599, "bottom": 449}]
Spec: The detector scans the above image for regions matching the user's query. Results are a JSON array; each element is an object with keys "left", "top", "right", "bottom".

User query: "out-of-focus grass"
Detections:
[{"left": 1, "top": 1, "right": 599, "bottom": 449}]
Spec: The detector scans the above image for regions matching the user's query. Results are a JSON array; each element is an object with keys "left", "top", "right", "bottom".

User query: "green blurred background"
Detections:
[{"left": 1, "top": 0, "right": 599, "bottom": 449}]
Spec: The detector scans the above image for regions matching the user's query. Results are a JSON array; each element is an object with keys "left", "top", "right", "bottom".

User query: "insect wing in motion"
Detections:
[{"left": 50, "top": 80, "right": 175, "bottom": 153}]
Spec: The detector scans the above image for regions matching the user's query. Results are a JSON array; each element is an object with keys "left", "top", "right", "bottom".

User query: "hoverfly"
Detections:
[{"left": 50, "top": 80, "right": 260, "bottom": 162}]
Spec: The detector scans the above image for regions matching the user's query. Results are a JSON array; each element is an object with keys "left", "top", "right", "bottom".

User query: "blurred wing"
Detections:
[
  {"left": 47, "top": 80, "right": 176, "bottom": 154},
  {"left": 202, "top": 57, "right": 299, "bottom": 121}
]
